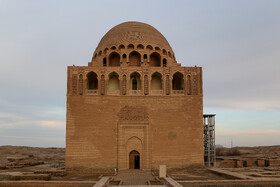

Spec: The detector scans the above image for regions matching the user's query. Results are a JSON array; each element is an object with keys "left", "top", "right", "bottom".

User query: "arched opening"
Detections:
[
  {"left": 143, "top": 54, "right": 147, "bottom": 59},
  {"left": 110, "top": 46, "right": 116, "bottom": 50},
  {"left": 137, "top": 44, "right": 144, "bottom": 49},
  {"left": 127, "top": 44, "right": 134, "bottom": 49},
  {"left": 129, "top": 51, "right": 141, "bottom": 66},
  {"left": 109, "top": 52, "right": 120, "bottom": 66},
  {"left": 155, "top": 47, "right": 160, "bottom": 51},
  {"left": 104, "top": 48, "right": 108, "bottom": 54},
  {"left": 130, "top": 72, "right": 141, "bottom": 90},
  {"left": 98, "top": 50, "right": 102, "bottom": 56},
  {"left": 108, "top": 72, "right": 120, "bottom": 94},
  {"left": 162, "top": 49, "right": 167, "bottom": 55},
  {"left": 163, "top": 58, "right": 167, "bottom": 67},
  {"left": 132, "top": 79, "right": 137, "bottom": 90},
  {"left": 119, "top": 44, "right": 125, "bottom": 50},
  {"left": 129, "top": 150, "right": 140, "bottom": 169},
  {"left": 87, "top": 72, "right": 98, "bottom": 89},
  {"left": 172, "top": 72, "right": 184, "bottom": 90},
  {"left": 122, "top": 54, "right": 127, "bottom": 59},
  {"left": 146, "top": 45, "right": 153, "bottom": 50},
  {"left": 168, "top": 51, "right": 172, "bottom": 58},
  {"left": 103, "top": 57, "right": 107, "bottom": 66},
  {"left": 151, "top": 72, "right": 162, "bottom": 90},
  {"left": 150, "top": 52, "right": 161, "bottom": 67}
]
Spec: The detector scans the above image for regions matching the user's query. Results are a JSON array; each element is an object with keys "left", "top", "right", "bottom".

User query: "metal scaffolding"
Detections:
[{"left": 203, "top": 114, "right": 216, "bottom": 167}]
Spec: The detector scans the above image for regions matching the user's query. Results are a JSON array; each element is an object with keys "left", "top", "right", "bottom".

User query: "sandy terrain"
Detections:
[{"left": 0, "top": 145, "right": 280, "bottom": 183}]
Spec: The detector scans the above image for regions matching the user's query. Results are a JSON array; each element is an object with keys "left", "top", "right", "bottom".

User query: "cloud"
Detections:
[
  {"left": 0, "top": 110, "right": 65, "bottom": 147},
  {"left": 1, "top": 1, "right": 280, "bottom": 147},
  {"left": 39, "top": 120, "right": 65, "bottom": 128}
]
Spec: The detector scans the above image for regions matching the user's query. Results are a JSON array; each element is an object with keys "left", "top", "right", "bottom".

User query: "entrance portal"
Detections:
[{"left": 129, "top": 150, "right": 140, "bottom": 169}]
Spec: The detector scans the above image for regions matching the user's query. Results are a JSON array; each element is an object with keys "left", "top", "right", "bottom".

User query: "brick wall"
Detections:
[{"left": 66, "top": 95, "right": 203, "bottom": 172}]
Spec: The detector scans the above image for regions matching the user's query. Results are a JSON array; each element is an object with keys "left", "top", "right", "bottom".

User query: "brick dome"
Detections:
[{"left": 93, "top": 21, "right": 175, "bottom": 58}]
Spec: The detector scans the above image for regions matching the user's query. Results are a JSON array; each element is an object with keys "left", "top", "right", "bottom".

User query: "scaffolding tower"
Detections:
[{"left": 203, "top": 114, "right": 216, "bottom": 167}]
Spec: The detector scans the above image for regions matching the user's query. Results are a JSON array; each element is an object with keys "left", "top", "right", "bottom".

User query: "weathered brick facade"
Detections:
[{"left": 66, "top": 22, "right": 204, "bottom": 172}]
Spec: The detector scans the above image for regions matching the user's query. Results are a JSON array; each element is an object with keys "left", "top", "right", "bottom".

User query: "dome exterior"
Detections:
[{"left": 93, "top": 21, "right": 174, "bottom": 58}]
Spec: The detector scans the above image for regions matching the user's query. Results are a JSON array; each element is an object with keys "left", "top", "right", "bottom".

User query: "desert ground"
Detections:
[{"left": 0, "top": 145, "right": 280, "bottom": 186}]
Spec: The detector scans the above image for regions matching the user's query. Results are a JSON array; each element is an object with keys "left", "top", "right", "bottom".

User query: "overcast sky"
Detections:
[{"left": 0, "top": 0, "right": 279, "bottom": 147}]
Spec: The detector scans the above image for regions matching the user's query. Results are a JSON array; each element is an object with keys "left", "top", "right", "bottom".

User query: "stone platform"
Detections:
[{"left": 113, "top": 170, "right": 156, "bottom": 185}]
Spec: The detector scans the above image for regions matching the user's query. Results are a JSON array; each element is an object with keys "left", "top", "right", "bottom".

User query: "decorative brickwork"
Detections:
[
  {"left": 144, "top": 75, "right": 148, "bottom": 95},
  {"left": 193, "top": 74, "right": 198, "bottom": 95},
  {"left": 79, "top": 74, "right": 83, "bottom": 95},
  {"left": 118, "top": 106, "right": 148, "bottom": 121},
  {"left": 72, "top": 74, "right": 77, "bottom": 95},
  {"left": 101, "top": 75, "right": 105, "bottom": 95},
  {"left": 66, "top": 22, "right": 203, "bottom": 173},
  {"left": 166, "top": 75, "right": 170, "bottom": 95},
  {"left": 187, "top": 75, "right": 191, "bottom": 95},
  {"left": 122, "top": 75, "right": 126, "bottom": 95}
]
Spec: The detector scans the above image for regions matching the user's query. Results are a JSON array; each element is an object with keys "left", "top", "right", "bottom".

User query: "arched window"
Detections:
[
  {"left": 168, "top": 51, "right": 172, "bottom": 58},
  {"left": 98, "top": 50, "right": 102, "bottom": 56},
  {"left": 149, "top": 52, "right": 161, "bottom": 67},
  {"left": 103, "top": 57, "right": 107, "bottom": 66},
  {"left": 155, "top": 47, "right": 160, "bottom": 51},
  {"left": 104, "top": 48, "right": 108, "bottom": 54},
  {"left": 110, "top": 46, "right": 116, "bottom": 50},
  {"left": 122, "top": 54, "right": 127, "bottom": 58},
  {"left": 108, "top": 72, "right": 120, "bottom": 93},
  {"left": 137, "top": 44, "right": 144, "bottom": 49},
  {"left": 127, "top": 44, "right": 134, "bottom": 49},
  {"left": 87, "top": 72, "right": 98, "bottom": 89},
  {"left": 172, "top": 72, "right": 184, "bottom": 90},
  {"left": 151, "top": 72, "right": 162, "bottom": 90},
  {"left": 132, "top": 78, "right": 137, "bottom": 90},
  {"left": 162, "top": 49, "right": 167, "bottom": 55},
  {"left": 163, "top": 58, "right": 167, "bottom": 67},
  {"left": 143, "top": 54, "right": 147, "bottom": 59},
  {"left": 118, "top": 44, "right": 125, "bottom": 49},
  {"left": 109, "top": 52, "right": 120, "bottom": 66},
  {"left": 146, "top": 45, "right": 153, "bottom": 50},
  {"left": 129, "top": 51, "right": 141, "bottom": 66},
  {"left": 130, "top": 72, "right": 141, "bottom": 90}
]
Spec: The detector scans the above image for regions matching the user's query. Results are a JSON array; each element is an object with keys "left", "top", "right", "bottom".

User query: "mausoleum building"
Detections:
[{"left": 66, "top": 21, "right": 203, "bottom": 172}]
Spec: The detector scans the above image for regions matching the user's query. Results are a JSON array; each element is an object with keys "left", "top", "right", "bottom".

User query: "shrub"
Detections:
[
  {"left": 227, "top": 148, "right": 241, "bottom": 156},
  {"left": 215, "top": 148, "right": 241, "bottom": 156}
]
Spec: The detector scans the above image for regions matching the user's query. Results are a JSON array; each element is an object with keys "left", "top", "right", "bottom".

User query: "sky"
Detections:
[{"left": 0, "top": 0, "right": 279, "bottom": 147}]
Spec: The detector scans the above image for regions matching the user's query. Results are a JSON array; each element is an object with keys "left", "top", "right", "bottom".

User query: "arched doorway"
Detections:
[
  {"left": 129, "top": 150, "right": 140, "bottom": 169},
  {"left": 172, "top": 72, "right": 184, "bottom": 90},
  {"left": 129, "top": 72, "right": 141, "bottom": 91},
  {"left": 149, "top": 52, "right": 161, "bottom": 67},
  {"left": 129, "top": 51, "right": 141, "bottom": 66},
  {"left": 87, "top": 72, "right": 98, "bottom": 89},
  {"left": 109, "top": 52, "right": 120, "bottom": 66}
]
